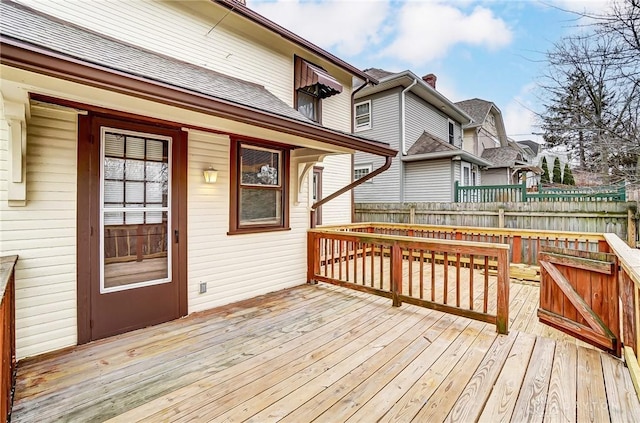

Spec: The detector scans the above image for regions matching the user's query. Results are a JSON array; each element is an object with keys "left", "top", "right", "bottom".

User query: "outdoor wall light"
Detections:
[{"left": 203, "top": 166, "right": 218, "bottom": 184}]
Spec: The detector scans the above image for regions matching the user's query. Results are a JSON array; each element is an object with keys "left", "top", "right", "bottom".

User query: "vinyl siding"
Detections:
[
  {"left": 316, "top": 154, "right": 352, "bottom": 225},
  {"left": 404, "top": 159, "right": 453, "bottom": 202},
  {"left": 405, "top": 92, "right": 463, "bottom": 149},
  {"left": 186, "top": 130, "right": 309, "bottom": 312},
  {"left": 14, "top": 0, "right": 354, "bottom": 132},
  {"left": 353, "top": 89, "right": 401, "bottom": 202},
  {"left": 482, "top": 168, "right": 511, "bottom": 185},
  {"left": 16, "top": 0, "right": 355, "bottom": 226},
  {"left": 0, "top": 106, "right": 78, "bottom": 360}
]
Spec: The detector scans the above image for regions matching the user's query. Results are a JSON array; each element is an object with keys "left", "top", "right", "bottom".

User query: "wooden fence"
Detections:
[
  {"left": 354, "top": 202, "right": 637, "bottom": 247},
  {"left": 454, "top": 181, "right": 626, "bottom": 203},
  {"left": 307, "top": 229, "right": 510, "bottom": 334},
  {"left": 0, "top": 256, "right": 17, "bottom": 423}
]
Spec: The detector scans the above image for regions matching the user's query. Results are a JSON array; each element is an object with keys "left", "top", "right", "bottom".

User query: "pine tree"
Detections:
[
  {"left": 552, "top": 158, "right": 563, "bottom": 183},
  {"left": 563, "top": 163, "right": 575, "bottom": 185},
  {"left": 540, "top": 157, "right": 550, "bottom": 183}
]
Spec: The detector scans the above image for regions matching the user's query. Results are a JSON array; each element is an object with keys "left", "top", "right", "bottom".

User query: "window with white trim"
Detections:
[
  {"left": 354, "top": 163, "right": 373, "bottom": 182},
  {"left": 354, "top": 100, "right": 372, "bottom": 131},
  {"left": 448, "top": 120, "right": 455, "bottom": 145}
]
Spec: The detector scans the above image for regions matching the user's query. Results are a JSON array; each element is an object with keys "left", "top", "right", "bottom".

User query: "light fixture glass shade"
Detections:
[{"left": 203, "top": 167, "right": 218, "bottom": 184}]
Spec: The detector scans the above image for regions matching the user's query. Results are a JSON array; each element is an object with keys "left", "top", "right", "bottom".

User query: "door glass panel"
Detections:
[{"left": 101, "top": 128, "right": 171, "bottom": 293}]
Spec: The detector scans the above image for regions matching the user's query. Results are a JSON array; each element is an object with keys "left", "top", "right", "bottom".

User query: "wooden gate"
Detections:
[{"left": 538, "top": 247, "right": 620, "bottom": 356}]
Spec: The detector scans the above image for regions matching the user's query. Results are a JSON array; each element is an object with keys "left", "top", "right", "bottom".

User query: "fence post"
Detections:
[
  {"left": 498, "top": 208, "right": 505, "bottom": 229},
  {"left": 629, "top": 207, "right": 637, "bottom": 248},
  {"left": 521, "top": 181, "right": 527, "bottom": 202},
  {"left": 391, "top": 243, "right": 402, "bottom": 307},
  {"left": 409, "top": 206, "right": 415, "bottom": 224},
  {"left": 307, "top": 232, "right": 319, "bottom": 284},
  {"left": 454, "top": 181, "right": 459, "bottom": 202},
  {"left": 496, "top": 248, "right": 510, "bottom": 334}
]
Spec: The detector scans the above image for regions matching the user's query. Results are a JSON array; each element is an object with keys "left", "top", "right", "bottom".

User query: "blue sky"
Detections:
[{"left": 247, "top": 0, "right": 610, "bottom": 142}]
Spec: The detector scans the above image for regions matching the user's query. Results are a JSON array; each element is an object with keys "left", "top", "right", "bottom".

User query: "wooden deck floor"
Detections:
[{"left": 11, "top": 283, "right": 640, "bottom": 422}]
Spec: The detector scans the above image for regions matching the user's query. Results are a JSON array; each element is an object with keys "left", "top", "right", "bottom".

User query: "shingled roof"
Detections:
[
  {"left": 454, "top": 98, "right": 493, "bottom": 128},
  {"left": 407, "top": 131, "right": 459, "bottom": 155},
  {"left": 0, "top": 1, "right": 311, "bottom": 123},
  {"left": 363, "top": 68, "right": 395, "bottom": 80},
  {"left": 481, "top": 146, "right": 526, "bottom": 168}
]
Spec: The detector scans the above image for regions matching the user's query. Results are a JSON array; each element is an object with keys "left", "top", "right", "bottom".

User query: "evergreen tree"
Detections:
[
  {"left": 540, "top": 157, "right": 550, "bottom": 183},
  {"left": 563, "top": 163, "right": 576, "bottom": 185},
  {"left": 552, "top": 158, "right": 563, "bottom": 183}
]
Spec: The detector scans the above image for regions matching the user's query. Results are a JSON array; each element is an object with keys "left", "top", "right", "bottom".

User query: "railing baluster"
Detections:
[
  {"left": 408, "top": 248, "right": 413, "bottom": 297},
  {"left": 443, "top": 252, "right": 449, "bottom": 304},
  {"left": 470, "top": 254, "right": 475, "bottom": 310},
  {"left": 456, "top": 253, "right": 461, "bottom": 307},
  {"left": 484, "top": 256, "right": 489, "bottom": 313},
  {"left": 431, "top": 251, "right": 436, "bottom": 301},
  {"left": 419, "top": 250, "right": 424, "bottom": 300}
]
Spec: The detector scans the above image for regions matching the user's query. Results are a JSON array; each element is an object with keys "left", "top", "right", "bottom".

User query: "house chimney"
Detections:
[{"left": 422, "top": 73, "right": 437, "bottom": 89}]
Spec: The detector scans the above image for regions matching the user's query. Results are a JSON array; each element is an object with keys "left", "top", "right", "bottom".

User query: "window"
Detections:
[
  {"left": 355, "top": 100, "right": 371, "bottom": 131},
  {"left": 296, "top": 89, "right": 320, "bottom": 123},
  {"left": 229, "top": 140, "right": 290, "bottom": 234},
  {"left": 354, "top": 164, "right": 373, "bottom": 182},
  {"left": 448, "top": 121, "right": 455, "bottom": 145}
]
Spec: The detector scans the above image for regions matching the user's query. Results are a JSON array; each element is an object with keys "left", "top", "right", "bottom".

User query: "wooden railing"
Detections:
[
  {"left": 323, "top": 223, "right": 607, "bottom": 266},
  {"left": 307, "top": 229, "right": 510, "bottom": 334},
  {"left": 0, "top": 256, "right": 18, "bottom": 423},
  {"left": 104, "top": 223, "right": 167, "bottom": 264},
  {"left": 604, "top": 234, "right": 640, "bottom": 397}
]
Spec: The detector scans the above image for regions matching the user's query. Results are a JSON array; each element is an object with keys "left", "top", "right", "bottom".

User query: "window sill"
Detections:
[{"left": 227, "top": 226, "right": 292, "bottom": 236}]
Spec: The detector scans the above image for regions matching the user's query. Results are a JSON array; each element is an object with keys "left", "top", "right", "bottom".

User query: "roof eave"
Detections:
[
  {"left": 213, "top": 0, "right": 377, "bottom": 84},
  {"left": 402, "top": 150, "right": 491, "bottom": 166},
  {"left": 356, "top": 71, "right": 472, "bottom": 124},
  {"left": 0, "top": 37, "right": 396, "bottom": 157}
]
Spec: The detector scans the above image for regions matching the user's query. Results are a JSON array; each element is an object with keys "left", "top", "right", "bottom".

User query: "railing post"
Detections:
[
  {"left": 454, "top": 181, "right": 459, "bottom": 202},
  {"left": 1, "top": 256, "right": 18, "bottom": 423},
  {"left": 521, "top": 181, "right": 527, "bottom": 202},
  {"left": 512, "top": 235, "right": 522, "bottom": 264},
  {"left": 496, "top": 248, "right": 510, "bottom": 334},
  {"left": 391, "top": 243, "right": 402, "bottom": 307},
  {"left": 307, "top": 231, "right": 319, "bottom": 284}
]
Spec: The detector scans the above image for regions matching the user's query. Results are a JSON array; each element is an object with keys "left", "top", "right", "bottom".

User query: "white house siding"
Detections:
[
  {"left": 15, "top": 0, "right": 357, "bottom": 226},
  {"left": 354, "top": 89, "right": 401, "bottom": 203},
  {"left": 317, "top": 154, "right": 352, "bottom": 225},
  {"left": 14, "top": 0, "right": 354, "bottom": 126},
  {"left": 482, "top": 168, "right": 511, "bottom": 185},
  {"left": 0, "top": 106, "right": 78, "bottom": 359},
  {"left": 187, "top": 130, "right": 308, "bottom": 313},
  {"left": 405, "top": 93, "right": 462, "bottom": 149},
  {"left": 403, "top": 159, "right": 452, "bottom": 202}
]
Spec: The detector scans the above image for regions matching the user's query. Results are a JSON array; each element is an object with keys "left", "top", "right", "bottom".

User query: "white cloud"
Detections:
[
  {"left": 247, "top": 0, "right": 392, "bottom": 56},
  {"left": 380, "top": 2, "right": 513, "bottom": 65},
  {"left": 503, "top": 83, "right": 543, "bottom": 142}
]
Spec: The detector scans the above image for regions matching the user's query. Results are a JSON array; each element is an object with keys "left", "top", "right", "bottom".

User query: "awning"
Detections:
[{"left": 294, "top": 56, "right": 343, "bottom": 98}]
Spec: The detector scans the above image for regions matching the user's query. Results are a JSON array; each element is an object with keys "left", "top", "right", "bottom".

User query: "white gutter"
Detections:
[{"left": 400, "top": 78, "right": 418, "bottom": 155}]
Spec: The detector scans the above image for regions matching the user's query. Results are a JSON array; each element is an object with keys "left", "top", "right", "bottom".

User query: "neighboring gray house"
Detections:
[
  {"left": 455, "top": 98, "right": 538, "bottom": 186},
  {"left": 353, "top": 70, "right": 491, "bottom": 203}
]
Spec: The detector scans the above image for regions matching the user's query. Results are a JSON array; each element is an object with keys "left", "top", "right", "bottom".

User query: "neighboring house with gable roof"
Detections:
[
  {"left": 353, "top": 70, "right": 491, "bottom": 203},
  {"left": 456, "top": 98, "right": 538, "bottom": 186},
  {"left": 0, "top": 0, "right": 396, "bottom": 359}
]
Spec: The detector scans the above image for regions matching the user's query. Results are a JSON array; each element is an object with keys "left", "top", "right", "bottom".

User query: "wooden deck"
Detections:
[{"left": 11, "top": 283, "right": 640, "bottom": 422}]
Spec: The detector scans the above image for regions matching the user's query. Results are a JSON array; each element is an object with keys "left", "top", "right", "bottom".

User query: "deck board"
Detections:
[{"left": 11, "top": 283, "right": 640, "bottom": 422}]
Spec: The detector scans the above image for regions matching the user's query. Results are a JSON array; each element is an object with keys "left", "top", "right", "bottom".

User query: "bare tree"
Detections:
[{"left": 539, "top": 0, "right": 640, "bottom": 183}]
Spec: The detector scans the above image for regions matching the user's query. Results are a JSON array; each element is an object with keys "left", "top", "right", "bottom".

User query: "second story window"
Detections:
[
  {"left": 355, "top": 100, "right": 371, "bottom": 131},
  {"left": 294, "top": 56, "right": 342, "bottom": 125},
  {"left": 448, "top": 121, "right": 455, "bottom": 145},
  {"left": 296, "top": 89, "right": 320, "bottom": 123}
]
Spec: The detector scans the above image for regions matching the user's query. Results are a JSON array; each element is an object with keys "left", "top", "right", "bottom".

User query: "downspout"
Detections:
[
  {"left": 311, "top": 155, "right": 393, "bottom": 228},
  {"left": 399, "top": 78, "right": 418, "bottom": 203},
  {"left": 350, "top": 78, "right": 371, "bottom": 223}
]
